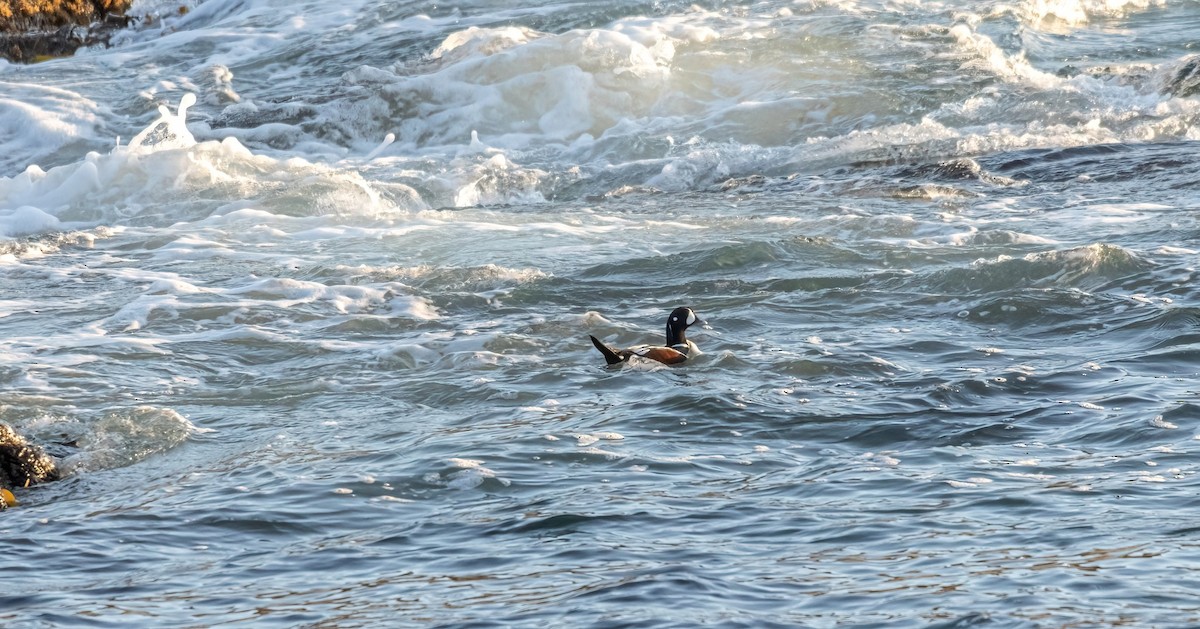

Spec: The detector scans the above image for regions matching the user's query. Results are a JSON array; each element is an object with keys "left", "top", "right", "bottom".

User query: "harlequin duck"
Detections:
[{"left": 589, "top": 306, "right": 702, "bottom": 366}]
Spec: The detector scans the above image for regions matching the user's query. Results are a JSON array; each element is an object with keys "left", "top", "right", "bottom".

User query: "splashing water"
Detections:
[{"left": 1, "top": 1, "right": 1200, "bottom": 627}]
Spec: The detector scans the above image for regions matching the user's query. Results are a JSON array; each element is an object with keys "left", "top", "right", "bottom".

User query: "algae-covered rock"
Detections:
[
  {"left": 0, "top": 423, "right": 60, "bottom": 504},
  {"left": 0, "top": 0, "right": 130, "bottom": 28},
  {"left": 0, "top": 0, "right": 133, "bottom": 62}
]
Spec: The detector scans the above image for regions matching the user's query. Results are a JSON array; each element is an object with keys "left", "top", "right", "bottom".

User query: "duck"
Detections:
[{"left": 589, "top": 306, "right": 702, "bottom": 366}]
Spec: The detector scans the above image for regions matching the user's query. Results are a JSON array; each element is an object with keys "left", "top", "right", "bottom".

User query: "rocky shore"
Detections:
[
  {"left": 1, "top": 0, "right": 133, "bottom": 63},
  {"left": 0, "top": 423, "right": 60, "bottom": 509}
]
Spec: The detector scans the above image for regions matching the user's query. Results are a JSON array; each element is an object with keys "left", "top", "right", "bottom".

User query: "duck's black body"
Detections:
[{"left": 589, "top": 307, "right": 701, "bottom": 366}]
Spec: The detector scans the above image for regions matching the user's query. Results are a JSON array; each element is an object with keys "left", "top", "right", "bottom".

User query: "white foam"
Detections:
[
  {"left": 128, "top": 94, "right": 197, "bottom": 152},
  {"left": 444, "top": 457, "right": 508, "bottom": 489},
  {"left": 429, "top": 26, "right": 539, "bottom": 63},
  {"left": 365, "top": 133, "right": 396, "bottom": 160},
  {"left": 1151, "top": 416, "right": 1177, "bottom": 429},
  {"left": 1015, "top": 0, "right": 1165, "bottom": 27},
  {"left": 62, "top": 406, "right": 206, "bottom": 473},
  {"left": 0, "top": 206, "right": 61, "bottom": 237},
  {"left": 0, "top": 84, "right": 105, "bottom": 175},
  {"left": 951, "top": 24, "right": 1061, "bottom": 89},
  {"left": 338, "top": 23, "right": 673, "bottom": 151},
  {"left": 2, "top": 139, "right": 423, "bottom": 236},
  {"left": 5, "top": 1, "right": 1186, "bottom": 213}
]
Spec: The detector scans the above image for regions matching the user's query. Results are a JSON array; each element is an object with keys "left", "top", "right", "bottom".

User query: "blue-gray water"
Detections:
[{"left": 2, "top": 0, "right": 1200, "bottom": 626}]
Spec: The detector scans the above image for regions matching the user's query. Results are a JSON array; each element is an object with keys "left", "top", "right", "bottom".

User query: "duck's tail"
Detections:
[{"left": 589, "top": 335, "right": 625, "bottom": 365}]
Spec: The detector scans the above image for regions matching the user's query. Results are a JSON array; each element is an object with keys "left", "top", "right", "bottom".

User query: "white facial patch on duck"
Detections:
[{"left": 685, "top": 311, "right": 697, "bottom": 325}]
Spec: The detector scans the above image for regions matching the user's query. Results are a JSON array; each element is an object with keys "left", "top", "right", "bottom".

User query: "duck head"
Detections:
[{"left": 665, "top": 306, "right": 701, "bottom": 346}]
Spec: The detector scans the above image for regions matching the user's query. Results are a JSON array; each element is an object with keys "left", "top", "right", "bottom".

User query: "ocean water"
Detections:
[{"left": 2, "top": 0, "right": 1200, "bottom": 626}]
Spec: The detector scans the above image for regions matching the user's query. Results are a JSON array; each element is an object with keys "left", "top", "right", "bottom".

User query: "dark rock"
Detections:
[
  {"left": 2, "top": 23, "right": 115, "bottom": 62},
  {"left": 0, "top": 0, "right": 131, "bottom": 29},
  {"left": 0, "top": 423, "right": 60, "bottom": 505},
  {"left": 0, "top": 0, "right": 134, "bottom": 63}
]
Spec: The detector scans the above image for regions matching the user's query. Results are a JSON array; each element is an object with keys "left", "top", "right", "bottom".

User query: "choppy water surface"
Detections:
[{"left": 2, "top": 0, "right": 1200, "bottom": 626}]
